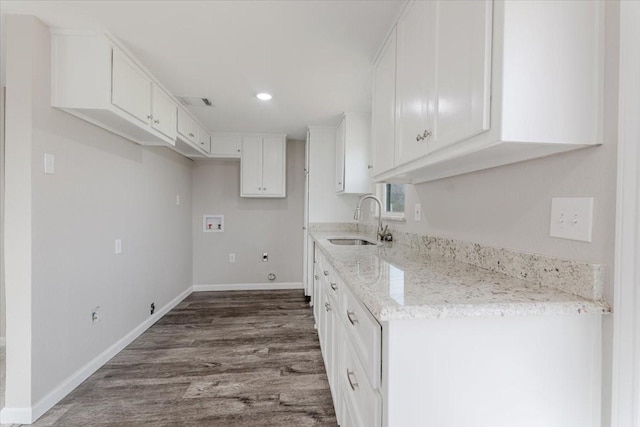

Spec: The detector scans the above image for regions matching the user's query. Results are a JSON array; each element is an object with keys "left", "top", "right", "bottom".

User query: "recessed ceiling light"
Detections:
[{"left": 256, "top": 93, "right": 272, "bottom": 101}]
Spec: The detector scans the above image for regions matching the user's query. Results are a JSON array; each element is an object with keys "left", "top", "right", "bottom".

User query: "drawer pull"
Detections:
[
  {"left": 323, "top": 270, "right": 329, "bottom": 276},
  {"left": 314, "top": 275, "right": 319, "bottom": 280},
  {"left": 346, "top": 369, "right": 359, "bottom": 391},
  {"left": 347, "top": 310, "right": 358, "bottom": 325},
  {"left": 330, "top": 282, "right": 338, "bottom": 291},
  {"left": 325, "top": 302, "right": 332, "bottom": 312}
]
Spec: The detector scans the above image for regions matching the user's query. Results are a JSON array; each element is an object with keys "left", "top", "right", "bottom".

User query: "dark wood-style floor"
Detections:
[{"left": 30, "top": 290, "right": 337, "bottom": 426}]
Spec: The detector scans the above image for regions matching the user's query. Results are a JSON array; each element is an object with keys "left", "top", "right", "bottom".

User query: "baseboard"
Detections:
[
  {"left": 193, "top": 282, "right": 304, "bottom": 292},
  {"left": 0, "top": 407, "right": 32, "bottom": 424},
  {"left": 0, "top": 286, "right": 193, "bottom": 425}
]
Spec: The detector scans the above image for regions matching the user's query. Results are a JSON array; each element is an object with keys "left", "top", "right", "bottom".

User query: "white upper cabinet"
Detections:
[
  {"left": 395, "top": 0, "right": 436, "bottom": 167},
  {"left": 335, "top": 118, "right": 346, "bottom": 192},
  {"left": 111, "top": 48, "right": 152, "bottom": 126},
  {"left": 429, "top": 0, "right": 492, "bottom": 153},
  {"left": 150, "top": 83, "right": 177, "bottom": 140},
  {"left": 335, "top": 113, "right": 371, "bottom": 194},
  {"left": 51, "top": 30, "right": 211, "bottom": 157},
  {"left": 177, "top": 107, "right": 197, "bottom": 143},
  {"left": 241, "top": 135, "right": 287, "bottom": 198},
  {"left": 372, "top": 27, "right": 397, "bottom": 176},
  {"left": 196, "top": 124, "right": 211, "bottom": 153},
  {"left": 210, "top": 134, "right": 242, "bottom": 158},
  {"left": 372, "top": 0, "right": 604, "bottom": 183}
]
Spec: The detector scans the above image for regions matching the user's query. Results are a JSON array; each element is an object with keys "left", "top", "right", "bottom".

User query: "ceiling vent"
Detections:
[{"left": 177, "top": 96, "right": 214, "bottom": 107}]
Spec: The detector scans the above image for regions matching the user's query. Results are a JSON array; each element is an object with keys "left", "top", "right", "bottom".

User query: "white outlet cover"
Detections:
[
  {"left": 414, "top": 203, "right": 422, "bottom": 222},
  {"left": 115, "top": 239, "right": 122, "bottom": 254},
  {"left": 44, "top": 153, "right": 55, "bottom": 174},
  {"left": 229, "top": 253, "right": 236, "bottom": 263},
  {"left": 550, "top": 197, "right": 594, "bottom": 242}
]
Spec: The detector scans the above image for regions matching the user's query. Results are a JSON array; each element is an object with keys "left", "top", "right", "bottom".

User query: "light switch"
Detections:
[
  {"left": 115, "top": 239, "right": 122, "bottom": 254},
  {"left": 44, "top": 153, "right": 55, "bottom": 174},
  {"left": 414, "top": 203, "right": 422, "bottom": 221},
  {"left": 549, "top": 197, "right": 594, "bottom": 242}
]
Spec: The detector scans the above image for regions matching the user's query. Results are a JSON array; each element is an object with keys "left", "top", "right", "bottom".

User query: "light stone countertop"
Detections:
[{"left": 311, "top": 231, "right": 610, "bottom": 321}]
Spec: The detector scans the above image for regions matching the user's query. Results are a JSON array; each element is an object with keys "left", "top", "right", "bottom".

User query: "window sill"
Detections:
[{"left": 376, "top": 214, "right": 406, "bottom": 222}]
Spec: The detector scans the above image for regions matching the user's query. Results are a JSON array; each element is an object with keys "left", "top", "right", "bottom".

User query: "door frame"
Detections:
[{"left": 611, "top": 1, "right": 640, "bottom": 425}]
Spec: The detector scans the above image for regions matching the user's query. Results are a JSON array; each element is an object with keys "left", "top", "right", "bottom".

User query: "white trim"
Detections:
[
  {"left": 611, "top": 0, "right": 640, "bottom": 425},
  {"left": 193, "top": 282, "right": 304, "bottom": 292},
  {"left": 0, "top": 286, "right": 192, "bottom": 425}
]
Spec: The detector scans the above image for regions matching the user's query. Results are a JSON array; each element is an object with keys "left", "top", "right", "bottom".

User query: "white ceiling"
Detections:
[{"left": 0, "top": 0, "right": 405, "bottom": 139}]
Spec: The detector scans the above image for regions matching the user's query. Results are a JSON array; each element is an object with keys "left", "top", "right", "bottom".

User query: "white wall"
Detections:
[
  {"left": 192, "top": 140, "right": 305, "bottom": 286},
  {"left": 3, "top": 15, "right": 193, "bottom": 418}
]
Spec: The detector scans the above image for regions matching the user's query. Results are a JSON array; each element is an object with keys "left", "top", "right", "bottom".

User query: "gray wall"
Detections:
[
  {"left": 4, "top": 15, "right": 193, "bottom": 408},
  {"left": 192, "top": 141, "right": 305, "bottom": 286}
]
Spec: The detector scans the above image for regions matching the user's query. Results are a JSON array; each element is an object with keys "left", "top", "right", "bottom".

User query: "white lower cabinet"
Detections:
[{"left": 314, "top": 244, "right": 602, "bottom": 427}]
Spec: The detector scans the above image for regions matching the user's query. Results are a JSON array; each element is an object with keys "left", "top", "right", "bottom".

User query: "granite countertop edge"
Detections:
[{"left": 310, "top": 231, "right": 610, "bottom": 322}]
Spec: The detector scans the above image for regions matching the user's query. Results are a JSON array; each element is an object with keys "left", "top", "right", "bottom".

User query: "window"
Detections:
[{"left": 378, "top": 183, "right": 405, "bottom": 219}]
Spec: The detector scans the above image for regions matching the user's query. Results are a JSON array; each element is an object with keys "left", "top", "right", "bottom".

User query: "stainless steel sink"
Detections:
[{"left": 328, "top": 238, "right": 377, "bottom": 246}]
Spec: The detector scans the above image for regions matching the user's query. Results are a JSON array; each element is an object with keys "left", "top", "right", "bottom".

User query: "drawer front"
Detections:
[
  {"left": 340, "top": 339, "right": 382, "bottom": 427},
  {"left": 340, "top": 285, "right": 382, "bottom": 389}
]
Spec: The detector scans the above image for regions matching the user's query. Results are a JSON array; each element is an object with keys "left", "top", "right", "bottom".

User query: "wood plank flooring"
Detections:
[{"left": 30, "top": 290, "right": 337, "bottom": 426}]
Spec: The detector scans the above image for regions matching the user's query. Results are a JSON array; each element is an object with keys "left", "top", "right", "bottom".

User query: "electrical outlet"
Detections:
[
  {"left": 550, "top": 197, "right": 594, "bottom": 242},
  {"left": 229, "top": 253, "right": 236, "bottom": 263},
  {"left": 44, "top": 153, "right": 55, "bottom": 174},
  {"left": 262, "top": 253, "right": 268, "bottom": 262},
  {"left": 176, "top": 195, "right": 180, "bottom": 206},
  {"left": 414, "top": 203, "right": 422, "bottom": 221},
  {"left": 115, "top": 239, "right": 122, "bottom": 254}
]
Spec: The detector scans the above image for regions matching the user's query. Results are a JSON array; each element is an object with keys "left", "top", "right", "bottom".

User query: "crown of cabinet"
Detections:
[
  {"left": 371, "top": 0, "right": 604, "bottom": 183},
  {"left": 50, "top": 30, "right": 210, "bottom": 158}
]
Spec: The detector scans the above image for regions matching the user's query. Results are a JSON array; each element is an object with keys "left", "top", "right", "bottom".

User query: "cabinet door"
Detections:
[
  {"left": 262, "top": 137, "right": 286, "bottom": 197},
  {"left": 395, "top": 0, "right": 436, "bottom": 167},
  {"left": 177, "top": 107, "right": 197, "bottom": 143},
  {"left": 210, "top": 135, "right": 241, "bottom": 157},
  {"left": 372, "top": 28, "right": 397, "bottom": 175},
  {"left": 150, "top": 84, "right": 177, "bottom": 140},
  {"left": 111, "top": 48, "right": 151, "bottom": 125},
  {"left": 241, "top": 137, "right": 263, "bottom": 196},
  {"left": 196, "top": 125, "right": 211, "bottom": 153},
  {"left": 430, "top": 0, "right": 492, "bottom": 153},
  {"left": 335, "top": 117, "right": 346, "bottom": 192}
]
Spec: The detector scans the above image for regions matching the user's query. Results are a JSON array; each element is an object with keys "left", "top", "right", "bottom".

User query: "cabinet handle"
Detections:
[
  {"left": 314, "top": 275, "right": 319, "bottom": 280},
  {"left": 347, "top": 310, "right": 358, "bottom": 325},
  {"left": 338, "top": 182, "right": 342, "bottom": 186},
  {"left": 325, "top": 302, "right": 332, "bottom": 312},
  {"left": 189, "top": 133, "right": 194, "bottom": 137},
  {"left": 416, "top": 129, "right": 432, "bottom": 142},
  {"left": 330, "top": 282, "right": 338, "bottom": 291},
  {"left": 258, "top": 187, "right": 262, "bottom": 190},
  {"left": 368, "top": 165, "right": 373, "bottom": 169},
  {"left": 263, "top": 187, "right": 266, "bottom": 191},
  {"left": 237, "top": 149, "right": 241, "bottom": 152},
  {"left": 154, "top": 119, "right": 160, "bottom": 124},
  {"left": 147, "top": 115, "right": 152, "bottom": 119},
  {"left": 324, "top": 270, "right": 329, "bottom": 276},
  {"left": 346, "top": 369, "right": 359, "bottom": 391}
]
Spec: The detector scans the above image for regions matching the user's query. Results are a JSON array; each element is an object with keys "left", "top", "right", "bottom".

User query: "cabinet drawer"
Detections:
[
  {"left": 340, "top": 285, "right": 382, "bottom": 389},
  {"left": 340, "top": 339, "right": 382, "bottom": 427}
]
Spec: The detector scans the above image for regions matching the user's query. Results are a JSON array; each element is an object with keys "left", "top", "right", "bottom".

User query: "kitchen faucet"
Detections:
[{"left": 353, "top": 195, "right": 393, "bottom": 241}]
